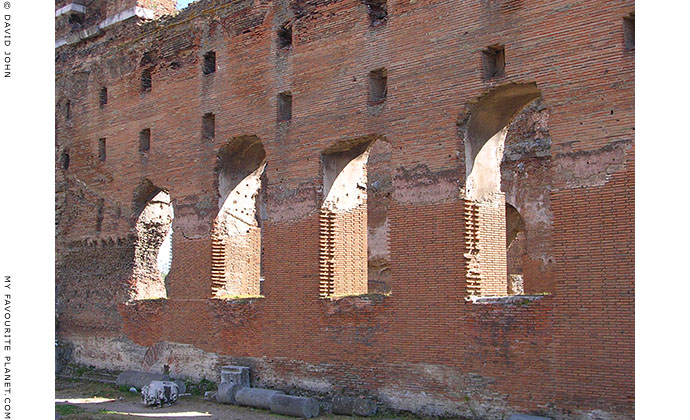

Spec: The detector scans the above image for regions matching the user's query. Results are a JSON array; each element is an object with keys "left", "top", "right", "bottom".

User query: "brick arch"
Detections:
[
  {"left": 130, "top": 180, "right": 173, "bottom": 301},
  {"left": 211, "top": 136, "right": 267, "bottom": 298},
  {"left": 319, "top": 136, "right": 378, "bottom": 298},
  {"left": 464, "top": 83, "right": 541, "bottom": 201},
  {"left": 461, "top": 83, "right": 542, "bottom": 298}
]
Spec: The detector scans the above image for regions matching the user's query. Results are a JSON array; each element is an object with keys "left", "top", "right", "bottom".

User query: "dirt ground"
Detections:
[{"left": 55, "top": 378, "right": 427, "bottom": 420}]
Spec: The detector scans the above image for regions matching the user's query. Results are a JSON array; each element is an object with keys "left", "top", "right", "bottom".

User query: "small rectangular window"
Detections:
[
  {"left": 277, "top": 92, "right": 292, "bottom": 122},
  {"left": 624, "top": 13, "right": 635, "bottom": 50},
  {"left": 277, "top": 22, "right": 292, "bottom": 50},
  {"left": 98, "top": 138, "right": 106, "bottom": 161},
  {"left": 364, "top": 0, "right": 387, "bottom": 26},
  {"left": 141, "top": 69, "right": 152, "bottom": 92},
  {"left": 369, "top": 68, "right": 387, "bottom": 104},
  {"left": 65, "top": 100, "right": 71, "bottom": 120},
  {"left": 140, "top": 128, "right": 151, "bottom": 152},
  {"left": 482, "top": 44, "right": 505, "bottom": 80},
  {"left": 203, "top": 51, "right": 216, "bottom": 75},
  {"left": 99, "top": 87, "right": 108, "bottom": 106},
  {"left": 203, "top": 113, "right": 215, "bottom": 140}
]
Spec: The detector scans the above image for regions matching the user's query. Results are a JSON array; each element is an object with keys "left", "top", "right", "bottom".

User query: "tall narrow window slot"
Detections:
[
  {"left": 364, "top": 0, "right": 387, "bottom": 26},
  {"left": 369, "top": 68, "right": 387, "bottom": 104},
  {"left": 60, "top": 151, "right": 70, "bottom": 170},
  {"left": 141, "top": 69, "right": 152, "bottom": 92},
  {"left": 203, "top": 51, "right": 216, "bottom": 75},
  {"left": 99, "top": 87, "right": 108, "bottom": 106},
  {"left": 203, "top": 113, "right": 215, "bottom": 140},
  {"left": 623, "top": 13, "right": 634, "bottom": 50},
  {"left": 482, "top": 44, "right": 505, "bottom": 80},
  {"left": 211, "top": 136, "right": 267, "bottom": 298},
  {"left": 65, "top": 100, "right": 71, "bottom": 120},
  {"left": 98, "top": 138, "right": 106, "bottom": 161},
  {"left": 277, "top": 22, "right": 292, "bottom": 50},
  {"left": 140, "top": 128, "right": 151, "bottom": 153},
  {"left": 319, "top": 137, "right": 376, "bottom": 298},
  {"left": 277, "top": 91, "right": 292, "bottom": 122}
]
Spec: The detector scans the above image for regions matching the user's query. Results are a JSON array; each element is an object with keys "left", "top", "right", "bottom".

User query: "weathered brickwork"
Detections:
[{"left": 55, "top": 0, "right": 634, "bottom": 418}]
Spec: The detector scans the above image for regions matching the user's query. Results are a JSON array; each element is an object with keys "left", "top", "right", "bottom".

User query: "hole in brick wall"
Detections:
[
  {"left": 139, "top": 128, "right": 151, "bottom": 153},
  {"left": 623, "top": 13, "right": 635, "bottom": 50},
  {"left": 363, "top": 0, "right": 387, "bottom": 26},
  {"left": 482, "top": 44, "right": 505, "bottom": 80},
  {"left": 65, "top": 100, "right": 71, "bottom": 120},
  {"left": 277, "top": 22, "right": 292, "bottom": 50},
  {"left": 203, "top": 113, "right": 215, "bottom": 140},
  {"left": 98, "top": 138, "right": 106, "bottom": 161},
  {"left": 320, "top": 136, "right": 377, "bottom": 298},
  {"left": 141, "top": 69, "right": 152, "bottom": 92},
  {"left": 212, "top": 136, "right": 267, "bottom": 298},
  {"left": 96, "top": 198, "right": 104, "bottom": 232},
  {"left": 60, "top": 151, "right": 70, "bottom": 170},
  {"left": 132, "top": 186, "right": 173, "bottom": 300},
  {"left": 99, "top": 87, "right": 108, "bottom": 106},
  {"left": 463, "top": 83, "right": 542, "bottom": 298},
  {"left": 369, "top": 68, "right": 387, "bottom": 104},
  {"left": 277, "top": 91, "right": 292, "bottom": 122},
  {"left": 68, "top": 13, "right": 83, "bottom": 31},
  {"left": 203, "top": 51, "right": 216, "bottom": 75},
  {"left": 505, "top": 202, "right": 525, "bottom": 295}
]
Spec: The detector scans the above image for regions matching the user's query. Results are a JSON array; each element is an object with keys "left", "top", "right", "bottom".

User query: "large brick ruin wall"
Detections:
[{"left": 55, "top": 0, "right": 634, "bottom": 418}]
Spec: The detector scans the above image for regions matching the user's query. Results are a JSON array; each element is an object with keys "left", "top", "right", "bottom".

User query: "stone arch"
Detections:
[
  {"left": 131, "top": 180, "right": 173, "bottom": 300},
  {"left": 461, "top": 83, "right": 542, "bottom": 298},
  {"left": 211, "top": 136, "right": 267, "bottom": 298}
]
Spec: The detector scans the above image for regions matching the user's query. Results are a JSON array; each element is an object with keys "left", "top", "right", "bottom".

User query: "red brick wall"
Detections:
[{"left": 56, "top": 0, "right": 635, "bottom": 417}]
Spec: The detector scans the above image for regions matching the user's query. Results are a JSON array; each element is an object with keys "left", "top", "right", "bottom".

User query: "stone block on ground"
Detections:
[
  {"left": 269, "top": 394, "right": 319, "bottom": 418},
  {"left": 332, "top": 395, "right": 376, "bottom": 416},
  {"left": 141, "top": 381, "right": 179, "bottom": 406},
  {"left": 235, "top": 387, "right": 285, "bottom": 410},
  {"left": 220, "top": 365, "right": 250, "bottom": 388}
]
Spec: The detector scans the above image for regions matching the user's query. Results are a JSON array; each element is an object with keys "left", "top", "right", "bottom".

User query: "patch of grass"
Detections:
[
  {"left": 184, "top": 378, "right": 217, "bottom": 396},
  {"left": 55, "top": 404, "right": 84, "bottom": 415},
  {"left": 73, "top": 365, "right": 95, "bottom": 377}
]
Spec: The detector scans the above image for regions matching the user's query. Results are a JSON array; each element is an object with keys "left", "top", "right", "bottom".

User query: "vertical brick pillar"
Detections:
[
  {"left": 320, "top": 204, "right": 368, "bottom": 298},
  {"left": 477, "top": 194, "right": 508, "bottom": 296}
]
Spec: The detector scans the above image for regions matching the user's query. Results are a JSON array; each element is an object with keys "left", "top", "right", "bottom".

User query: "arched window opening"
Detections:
[
  {"left": 131, "top": 184, "right": 173, "bottom": 300},
  {"left": 462, "top": 83, "right": 541, "bottom": 298},
  {"left": 211, "top": 136, "right": 266, "bottom": 298},
  {"left": 319, "top": 137, "right": 377, "bottom": 298},
  {"left": 501, "top": 98, "right": 554, "bottom": 295}
]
